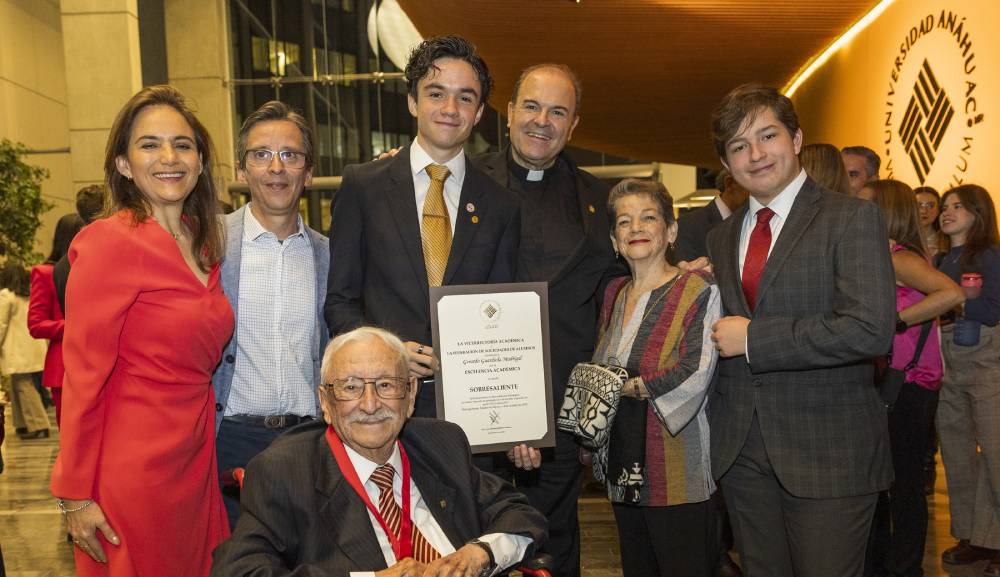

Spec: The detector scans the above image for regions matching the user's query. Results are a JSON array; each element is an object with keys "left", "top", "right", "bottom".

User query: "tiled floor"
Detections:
[{"left": 0, "top": 403, "right": 991, "bottom": 577}]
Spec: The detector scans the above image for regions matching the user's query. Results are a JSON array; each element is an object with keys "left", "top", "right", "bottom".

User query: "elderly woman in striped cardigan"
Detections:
[{"left": 594, "top": 178, "right": 721, "bottom": 577}]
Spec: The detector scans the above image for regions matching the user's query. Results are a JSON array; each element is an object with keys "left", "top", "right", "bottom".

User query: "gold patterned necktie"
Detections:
[
  {"left": 370, "top": 463, "right": 442, "bottom": 564},
  {"left": 421, "top": 164, "right": 452, "bottom": 287}
]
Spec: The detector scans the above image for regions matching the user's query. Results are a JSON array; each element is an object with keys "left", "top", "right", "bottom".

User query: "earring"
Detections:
[{"left": 614, "top": 249, "right": 620, "bottom": 260}]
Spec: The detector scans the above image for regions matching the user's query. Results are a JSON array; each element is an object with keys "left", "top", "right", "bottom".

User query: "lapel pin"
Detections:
[
  {"left": 471, "top": 215, "right": 480, "bottom": 224},
  {"left": 439, "top": 499, "right": 447, "bottom": 509},
  {"left": 588, "top": 204, "right": 596, "bottom": 214},
  {"left": 466, "top": 203, "right": 475, "bottom": 213}
]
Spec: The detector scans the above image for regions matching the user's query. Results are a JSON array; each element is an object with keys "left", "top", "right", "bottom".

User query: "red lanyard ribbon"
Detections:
[{"left": 326, "top": 426, "right": 414, "bottom": 559}]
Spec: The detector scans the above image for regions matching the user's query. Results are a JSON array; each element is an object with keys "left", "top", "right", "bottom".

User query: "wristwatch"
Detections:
[{"left": 467, "top": 538, "right": 497, "bottom": 577}]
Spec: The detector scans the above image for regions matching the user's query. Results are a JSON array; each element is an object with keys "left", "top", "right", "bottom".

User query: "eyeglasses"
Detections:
[
  {"left": 245, "top": 148, "right": 307, "bottom": 169},
  {"left": 322, "top": 376, "right": 410, "bottom": 401},
  {"left": 917, "top": 202, "right": 937, "bottom": 210}
]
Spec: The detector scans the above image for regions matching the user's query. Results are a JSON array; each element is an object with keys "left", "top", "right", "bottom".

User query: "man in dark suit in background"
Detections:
[
  {"left": 471, "top": 63, "right": 617, "bottom": 577},
  {"left": 674, "top": 168, "right": 748, "bottom": 262},
  {"left": 707, "top": 84, "right": 895, "bottom": 577},
  {"left": 325, "top": 36, "right": 520, "bottom": 418},
  {"left": 210, "top": 326, "right": 547, "bottom": 577}
]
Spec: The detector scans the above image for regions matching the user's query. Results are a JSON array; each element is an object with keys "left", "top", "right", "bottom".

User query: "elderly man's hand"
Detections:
[
  {"left": 422, "top": 544, "right": 490, "bottom": 577},
  {"left": 711, "top": 316, "right": 750, "bottom": 357},
  {"left": 404, "top": 341, "right": 438, "bottom": 378},
  {"left": 376, "top": 558, "right": 426, "bottom": 577},
  {"left": 375, "top": 147, "right": 403, "bottom": 161}
]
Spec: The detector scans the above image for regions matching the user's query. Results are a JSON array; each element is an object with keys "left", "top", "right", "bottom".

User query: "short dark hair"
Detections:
[
  {"left": 75, "top": 184, "right": 105, "bottom": 224},
  {"left": 405, "top": 35, "right": 493, "bottom": 105},
  {"left": 0, "top": 260, "right": 29, "bottom": 297},
  {"left": 511, "top": 63, "right": 582, "bottom": 114},
  {"left": 46, "top": 213, "right": 85, "bottom": 264},
  {"left": 104, "top": 84, "right": 223, "bottom": 272},
  {"left": 711, "top": 83, "right": 800, "bottom": 159},
  {"left": 237, "top": 100, "right": 314, "bottom": 170},
  {"left": 841, "top": 146, "right": 881, "bottom": 179}
]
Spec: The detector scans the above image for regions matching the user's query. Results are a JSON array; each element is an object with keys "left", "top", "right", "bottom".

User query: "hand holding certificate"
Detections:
[{"left": 430, "top": 283, "right": 555, "bottom": 453}]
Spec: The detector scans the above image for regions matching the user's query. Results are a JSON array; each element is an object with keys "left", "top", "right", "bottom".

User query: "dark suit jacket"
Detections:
[
  {"left": 210, "top": 418, "right": 548, "bottom": 577},
  {"left": 674, "top": 199, "right": 724, "bottom": 262},
  {"left": 472, "top": 149, "right": 619, "bottom": 400},
  {"left": 325, "top": 146, "right": 520, "bottom": 413},
  {"left": 706, "top": 177, "right": 895, "bottom": 499}
]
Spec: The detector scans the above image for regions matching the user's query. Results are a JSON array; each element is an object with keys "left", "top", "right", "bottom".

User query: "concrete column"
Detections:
[
  {"left": 60, "top": 0, "right": 143, "bottom": 191},
  {"left": 165, "top": 0, "right": 235, "bottom": 198}
]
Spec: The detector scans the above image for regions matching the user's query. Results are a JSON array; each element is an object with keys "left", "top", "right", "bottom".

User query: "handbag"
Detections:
[
  {"left": 878, "top": 321, "right": 933, "bottom": 409},
  {"left": 556, "top": 362, "right": 628, "bottom": 449}
]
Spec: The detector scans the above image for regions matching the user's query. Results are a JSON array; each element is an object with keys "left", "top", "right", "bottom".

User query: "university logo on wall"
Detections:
[{"left": 884, "top": 10, "right": 985, "bottom": 189}]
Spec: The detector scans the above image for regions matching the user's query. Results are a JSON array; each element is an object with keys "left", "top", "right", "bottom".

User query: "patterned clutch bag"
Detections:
[{"left": 556, "top": 362, "right": 628, "bottom": 449}]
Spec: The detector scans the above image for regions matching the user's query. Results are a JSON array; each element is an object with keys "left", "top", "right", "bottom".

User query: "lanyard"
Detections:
[{"left": 325, "top": 426, "right": 414, "bottom": 560}]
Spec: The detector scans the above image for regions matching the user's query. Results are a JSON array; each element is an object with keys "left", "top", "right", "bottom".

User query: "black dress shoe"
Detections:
[{"left": 942, "top": 540, "right": 996, "bottom": 565}]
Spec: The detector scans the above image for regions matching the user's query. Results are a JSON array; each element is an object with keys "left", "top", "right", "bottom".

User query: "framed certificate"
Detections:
[{"left": 430, "top": 282, "right": 555, "bottom": 453}]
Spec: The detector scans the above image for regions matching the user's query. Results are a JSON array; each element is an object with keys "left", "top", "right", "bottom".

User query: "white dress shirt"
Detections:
[
  {"left": 714, "top": 195, "right": 733, "bottom": 221},
  {"left": 345, "top": 443, "right": 531, "bottom": 577},
  {"left": 737, "top": 169, "right": 807, "bottom": 363},
  {"left": 226, "top": 205, "right": 317, "bottom": 417},
  {"left": 737, "top": 169, "right": 808, "bottom": 273},
  {"left": 410, "top": 139, "right": 466, "bottom": 235}
]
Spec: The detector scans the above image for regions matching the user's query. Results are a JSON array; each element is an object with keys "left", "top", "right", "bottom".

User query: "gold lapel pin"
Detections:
[
  {"left": 588, "top": 204, "right": 596, "bottom": 214},
  {"left": 471, "top": 215, "right": 479, "bottom": 224}
]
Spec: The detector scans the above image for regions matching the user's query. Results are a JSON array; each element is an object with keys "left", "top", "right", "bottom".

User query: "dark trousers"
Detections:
[
  {"left": 216, "top": 419, "right": 285, "bottom": 530},
  {"left": 721, "top": 414, "right": 878, "bottom": 577},
  {"left": 613, "top": 499, "right": 716, "bottom": 577},
  {"left": 476, "top": 430, "right": 583, "bottom": 577},
  {"left": 867, "top": 383, "right": 939, "bottom": 577}
]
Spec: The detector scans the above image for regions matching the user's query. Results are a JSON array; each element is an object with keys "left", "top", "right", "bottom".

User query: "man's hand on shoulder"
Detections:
[
  {"left": 421, "top": 544, "right": 490, "bottom": 577},
  {"left": 678, "top": 256, "right": 713, "bottom": 275},
  {"left": 375, "top": 558, "right": 426, "bottom": 577}
]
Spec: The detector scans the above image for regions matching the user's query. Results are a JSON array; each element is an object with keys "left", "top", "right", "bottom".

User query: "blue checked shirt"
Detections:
[{"left": 225, "top": 206, "right": 317, "bottom": 417}]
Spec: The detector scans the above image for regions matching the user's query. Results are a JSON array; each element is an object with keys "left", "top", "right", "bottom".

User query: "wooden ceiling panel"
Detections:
[{"left": 396, "top": 0, "right": 878, "bottom": 167}]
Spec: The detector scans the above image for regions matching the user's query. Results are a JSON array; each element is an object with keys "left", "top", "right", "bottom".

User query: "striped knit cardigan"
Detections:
[{"left": 593, "top": 270, "right": 721, "bottom": 506}]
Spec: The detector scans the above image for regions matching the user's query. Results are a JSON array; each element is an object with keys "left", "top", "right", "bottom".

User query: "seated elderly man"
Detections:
[{"left": 211, "top": 326, "right": 547, "bottom": 577}]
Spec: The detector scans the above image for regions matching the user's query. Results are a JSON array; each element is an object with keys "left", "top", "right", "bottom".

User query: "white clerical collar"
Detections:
[
  {"left": 526, "top": 169, "right": 544, "bottom": 182},
  {"left": 410, "top": 138, "right": 466, "bottom": 183}
]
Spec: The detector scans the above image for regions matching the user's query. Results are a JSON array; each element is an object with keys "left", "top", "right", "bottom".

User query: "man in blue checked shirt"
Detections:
[{"left": 212, "top": 101, "right": 331, "bottom": 529}]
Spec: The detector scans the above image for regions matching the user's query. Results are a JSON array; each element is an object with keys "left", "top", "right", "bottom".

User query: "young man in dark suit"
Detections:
[
  {"left": 210, "top": 327, "right": 546, "bottom": 577},
  {"left": 707, "top": 84, "right": 895, "bottom": 577},
  {"left": 325, "top": 36, "right": 520, "bottom": 418}
]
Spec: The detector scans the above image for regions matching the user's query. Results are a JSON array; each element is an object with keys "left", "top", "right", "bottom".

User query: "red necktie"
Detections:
[
  {"left": 742, "top": 207, "right": 775, "bottom": 312},
  {"left": 371, "top": 464, "right": 441, "bottom": 564}
]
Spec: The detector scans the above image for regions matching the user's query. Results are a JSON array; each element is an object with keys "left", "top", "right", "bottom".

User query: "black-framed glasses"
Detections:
[
  {"left": 245, "top": 148, "right": 307, "bottom": 169},
  {"left": 322, "top": 376, "right": 410, "bottom": 401}
]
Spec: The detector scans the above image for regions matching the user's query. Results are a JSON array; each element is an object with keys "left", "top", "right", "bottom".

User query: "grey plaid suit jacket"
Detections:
[{"left": 706, "top": 177, "right": 895, "bottom": 499}]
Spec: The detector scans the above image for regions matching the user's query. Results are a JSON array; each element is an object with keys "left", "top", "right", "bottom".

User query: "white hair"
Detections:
[{"left": 321, "top": 326, "right": 409, "bottom": 381}]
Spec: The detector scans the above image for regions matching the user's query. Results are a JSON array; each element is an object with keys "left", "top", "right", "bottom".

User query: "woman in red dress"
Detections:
[
  {"left": 50, "top": 85, "right": 233, "bottom": 577},
  {"left": 28, "top": 213, "right": 84, "bottom": 427}
]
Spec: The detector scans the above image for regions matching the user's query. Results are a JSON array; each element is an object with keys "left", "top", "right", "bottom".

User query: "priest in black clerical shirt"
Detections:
[{"left": 472, "top": 63, "right": 618, "bottom": 577}]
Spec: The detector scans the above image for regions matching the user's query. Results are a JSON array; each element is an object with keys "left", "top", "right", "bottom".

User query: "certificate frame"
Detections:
[{"left": 430, "top": 282, "right": 554, "bottom": 454}]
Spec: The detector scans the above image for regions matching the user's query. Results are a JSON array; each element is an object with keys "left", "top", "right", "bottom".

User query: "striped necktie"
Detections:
[
  {"left": 421, "top": 164, "right": 452, "bottom": 287},
  {"left": 370, "top": 463, "right": 442, "bottom": 564}
]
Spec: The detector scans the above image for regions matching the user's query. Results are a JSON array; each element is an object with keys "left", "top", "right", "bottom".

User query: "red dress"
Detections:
[
  {"left": 27, "top": 263, "right": 65, "bottom": 424},
  {"left": 50, "top": 211, "right": 234, "bottom": 577}
]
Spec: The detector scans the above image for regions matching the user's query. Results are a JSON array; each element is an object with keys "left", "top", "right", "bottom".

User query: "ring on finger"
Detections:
[{"left": 417, "top": 345, "right": 425, "bottom": 355}]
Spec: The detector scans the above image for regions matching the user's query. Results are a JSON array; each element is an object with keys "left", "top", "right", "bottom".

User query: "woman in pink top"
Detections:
[{"left": 865, "top": 179, "right": 965, "bottom": 577}]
